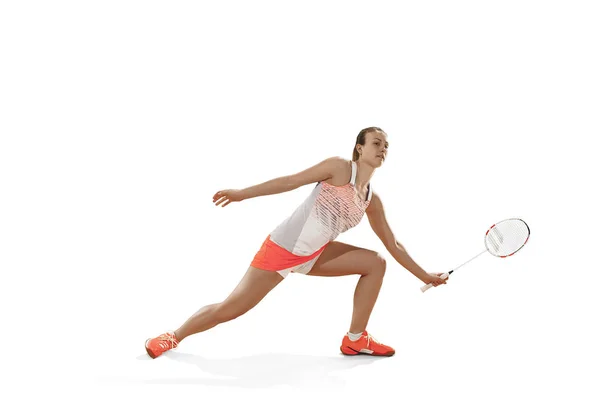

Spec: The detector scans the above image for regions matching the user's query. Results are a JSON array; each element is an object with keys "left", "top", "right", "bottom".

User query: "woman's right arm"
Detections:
[
  {"left": 213, "top": 156, "right": 346, "bottom": 207},
  {"left": 239, "top": 156, "right": 345, "bottom": 200}
]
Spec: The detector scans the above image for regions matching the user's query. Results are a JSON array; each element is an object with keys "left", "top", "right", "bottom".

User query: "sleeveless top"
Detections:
[{"left": 268, "top": 160, "right": 372, "bottom": 258}]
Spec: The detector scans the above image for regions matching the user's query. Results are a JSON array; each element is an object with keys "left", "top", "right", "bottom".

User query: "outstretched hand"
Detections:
[
  {"left": 213, "top": 189, "right": 245, "bottom": 207},
  {"left": 423, "top": 272, "right": 448, "bottom": 287}
]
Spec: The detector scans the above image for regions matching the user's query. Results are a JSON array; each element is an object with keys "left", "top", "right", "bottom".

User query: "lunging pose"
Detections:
[{"left": 145, "top": 127, "right": 448, "bottom": 358}]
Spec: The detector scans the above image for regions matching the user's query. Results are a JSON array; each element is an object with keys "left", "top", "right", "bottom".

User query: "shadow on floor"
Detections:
[{"left": 136, "top": 350, "right": 389, "bottom": 388}]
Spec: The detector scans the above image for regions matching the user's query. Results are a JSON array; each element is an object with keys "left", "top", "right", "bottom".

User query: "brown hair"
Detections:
[{"left": 352, "top": 127, "right": 386, "bottom": 161}]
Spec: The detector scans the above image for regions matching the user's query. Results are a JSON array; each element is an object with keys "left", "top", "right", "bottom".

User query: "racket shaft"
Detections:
[{"left": 420, "top": 250, "right": 487, "bottom": 293}]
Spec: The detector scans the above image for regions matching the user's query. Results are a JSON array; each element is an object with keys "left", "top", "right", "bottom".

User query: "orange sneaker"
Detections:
[
  {"left": 145, "top": 331, "right": 179, "bottom": 359},
  {"left": 340, "top": 331, "right": 395, "bottom": 356}
]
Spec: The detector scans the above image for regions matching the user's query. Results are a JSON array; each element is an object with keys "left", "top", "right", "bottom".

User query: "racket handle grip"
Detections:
[{"left": 420, "top": 272, "right": 450, "bottom": 293}]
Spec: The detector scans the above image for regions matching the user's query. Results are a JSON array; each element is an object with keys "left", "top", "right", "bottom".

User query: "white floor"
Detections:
[{"left": 19, "top": 245, "right": 598, "bottom": 400}]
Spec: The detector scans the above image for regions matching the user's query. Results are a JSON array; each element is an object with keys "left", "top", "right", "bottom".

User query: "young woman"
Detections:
[{"left": 145, "top": 127, "right": 448, "bottom": 358}]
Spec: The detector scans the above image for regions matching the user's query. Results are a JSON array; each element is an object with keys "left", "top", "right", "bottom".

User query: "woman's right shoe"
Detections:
[{"left": 145, "top": 331, "right": 179, "bottom": 358}]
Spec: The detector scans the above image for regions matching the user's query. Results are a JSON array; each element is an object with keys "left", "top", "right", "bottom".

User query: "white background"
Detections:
[{"left": 1, "top": 1, "right": 599, "bottom": 399}]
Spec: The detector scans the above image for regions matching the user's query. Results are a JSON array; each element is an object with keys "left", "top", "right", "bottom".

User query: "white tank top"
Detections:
[{"left": 269, "top": 161, "right": 372, "bottom": 256}]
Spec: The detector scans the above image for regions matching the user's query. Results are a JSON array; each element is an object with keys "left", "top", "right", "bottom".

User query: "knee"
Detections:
[{"left": 371, "top": 253, "right": 387, "bottom": 276}]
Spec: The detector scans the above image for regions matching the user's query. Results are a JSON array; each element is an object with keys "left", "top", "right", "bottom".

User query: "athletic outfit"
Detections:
[
  {"left": 145, "top": 160, "right": 395, "bottom": 358},
  {"left": 250, "top": 160, "right": 372, "bottom": 278}
]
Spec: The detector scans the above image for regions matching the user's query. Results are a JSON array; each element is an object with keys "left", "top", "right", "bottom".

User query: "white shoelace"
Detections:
[
  {"left": 157, "top": 333, "right": 178, "bottom": 350},
  {"left": 365, "top": 333, "right": 381, "bottom": 348}
]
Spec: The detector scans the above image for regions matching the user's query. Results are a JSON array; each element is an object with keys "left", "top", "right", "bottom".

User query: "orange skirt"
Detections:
[{"left": 251, "top": 235, "right": 329, "bottom": 272}]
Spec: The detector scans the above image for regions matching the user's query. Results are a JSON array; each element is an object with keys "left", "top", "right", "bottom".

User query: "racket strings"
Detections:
[{"left": 486, "top": 219, "right": 529, "bottom": 257}]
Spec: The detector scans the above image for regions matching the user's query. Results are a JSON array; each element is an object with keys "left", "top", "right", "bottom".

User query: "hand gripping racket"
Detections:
[{"left": 421, "top": 218, "right": 530, "bottom": 293}]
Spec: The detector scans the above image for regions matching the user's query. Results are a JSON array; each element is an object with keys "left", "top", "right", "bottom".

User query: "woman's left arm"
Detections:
[{"left": 366, "top": 192, "right": 442, "bottom": 284}]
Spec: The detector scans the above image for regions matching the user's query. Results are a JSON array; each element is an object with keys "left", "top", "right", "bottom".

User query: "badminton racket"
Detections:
[{"left": 421, "top": 218, "right": 530, "bottom": 293}]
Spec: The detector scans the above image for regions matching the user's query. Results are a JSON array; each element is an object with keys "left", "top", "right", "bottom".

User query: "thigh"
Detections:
[
  {"left": 222, "top": 266, "right": 284, "bottom": 311},
  {"left": 307, "top": 241, "right": 385, "bottom": 277}
]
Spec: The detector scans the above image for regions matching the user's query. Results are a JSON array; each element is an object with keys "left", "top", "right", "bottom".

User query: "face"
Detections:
[{"left": 358, "top": 131, "right": 389, "bottom": 167}]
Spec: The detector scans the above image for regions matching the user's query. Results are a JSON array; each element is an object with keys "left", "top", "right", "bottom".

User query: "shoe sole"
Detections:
[{"left": 340, "top": 345, "right": 395, "bottom": 357}]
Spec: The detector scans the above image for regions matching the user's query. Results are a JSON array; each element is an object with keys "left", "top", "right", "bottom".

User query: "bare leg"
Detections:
[
  {"left": 174, "top": 266, "right": 284, "bottom": 341},
  {"left": 307, "top": 241, "right": 386, "bottom": 333}
]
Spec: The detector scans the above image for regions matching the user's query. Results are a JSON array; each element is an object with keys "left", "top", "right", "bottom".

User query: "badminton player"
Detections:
[{"left": 145, "top": 127, "right": 448, "bottom": 358}]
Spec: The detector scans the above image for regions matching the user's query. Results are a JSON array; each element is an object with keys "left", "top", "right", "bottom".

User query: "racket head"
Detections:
[{"left": 484, "top": 218, "right": 530, "bottom": 257}]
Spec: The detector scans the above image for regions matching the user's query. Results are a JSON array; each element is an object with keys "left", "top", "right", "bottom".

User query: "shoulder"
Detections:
[
  {"left": 322, "top": 156, "right": 350, "bottom": 168},
  {"left": 317, "top": 156, "right": 353, "bottom": 176},
  {"left": 288, "top": 156, "right": 350, "bottom": 187},
  {"left": 366, "top": 190, "right": 384, "bottom": 215},
  {"left": 322, "top": 156, "right": 354, "bottom": 185}
]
